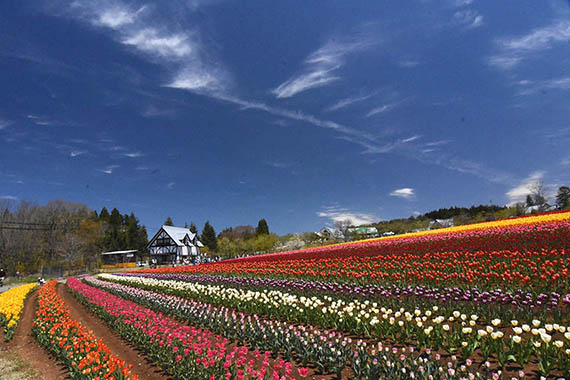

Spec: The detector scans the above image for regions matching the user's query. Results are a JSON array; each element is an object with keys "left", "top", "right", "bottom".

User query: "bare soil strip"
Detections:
[{"left": 56, "top": 283, "right": 167, "bottom": 380}]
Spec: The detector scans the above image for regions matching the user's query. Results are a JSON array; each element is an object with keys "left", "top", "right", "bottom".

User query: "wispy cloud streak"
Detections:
[
  {"left": 516, "top": 77, "right": 570, "bottom": 95},
  {"left": 489, "top": 20, "right": 570, "bottom": 69},
  {"left": 273, "top": 37, "right": 375, "bottom": 98},
  {"left": 68, "top": 0, "right": 228, "bottom": 95},
  {"left": 366, "top": 103, "right": 398, "bottom": 117},
  {"left": 70, "top": 150, "right": 86, "bottom": 157},
  {"left": 453, "top": 10, "right": 483, "bottom": 29},
  {"left": 325, "top": 93, "right": 375, "bottom": 112},
  {"left": 98, "top": 165, "right": 120, "bottom": 174},
  {"left": 390, "top": 188, "right": 415, "bottom": 199},
  {"left": 0, "top": 118, "right": 14, "bottom": 130},
  {"left": 124, "top": 152, "right": 144, "bottom": 158}
]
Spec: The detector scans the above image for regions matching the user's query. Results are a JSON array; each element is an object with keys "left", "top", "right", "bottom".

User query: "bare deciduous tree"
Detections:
[
  {"left": 528, "top": 180, "right": 549, "bottom": 212},
  {"left": 56, "top": 232, "right": 83, "bottom": 277},
  {"left": 334, "top": 218, "right": 354, "bottom": 242}
]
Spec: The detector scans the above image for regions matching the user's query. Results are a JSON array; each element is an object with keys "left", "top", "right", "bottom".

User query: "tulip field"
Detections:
[
  {"left": 3, "top": 210, "right": 570, "bottom": 379},
  {"left": 0, "top": 282, "right": 36, "bottom": 340},
  {"left": 76, "top": 210, "right": 570, "bottom": 379}
]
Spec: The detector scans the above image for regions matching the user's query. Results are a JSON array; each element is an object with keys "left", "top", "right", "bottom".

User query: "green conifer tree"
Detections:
[{"left": 201, "top": 221, "right": 217, "bottom": 251}]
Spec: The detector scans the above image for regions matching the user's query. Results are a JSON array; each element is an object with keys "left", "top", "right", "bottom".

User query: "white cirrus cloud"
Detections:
[
  {"left": 0, "top": 118, "right": 14, "bottom": 130},
  {"left": 167, "top": 67, "right": 227, "bottom": 94},
  {"left": 366, "top": 103, "right": 398, "bottom": 117},
  {"left": 122, "top": 28, "right": 193, "bottom": 58},
  {"left": 66, "top": 0, "right": 228, "bottom": 95},
  {"left": 97, "top": 4, "right": 146, "bottom": 28},
  {"left": 213, "top": 94, "right": 380, "bottom": 147},
  {"left": 317, "top": 206, "right": 379, "bottom": 226},
  {"left": 365, "top": 96, "right": 412, "bottom": 118},
  {"left": 71, "top": 1, "right": 144, "bottom": 29},
  {"left": 70, "top": 150, "right": 86, "bottom": 157},
  {"left": 402, "top": 135, "right": 421, "bottom": 143},
  {"left": 488, "top": 20, "right": 570, "bottom": 70},
  {"left": 325, "top": 92, "right": 376, "bottom": 112},
  {"left": 453, "top": 10, "right": 484, "bottom": 29},
  {"left": 61, "top": 1, "right": 513, "bottom": 188},
  {"left": 0, "top": 195, "right": 18, "bottom": 200},
  {"left": 515, "top": 76, "right": 570, "bottom": 96},
  {"left": 123, "top": 152, "right": 144, "bottom": 158},
  {"left": 98, "top": 165, "right": 120, "bottom": 174},
  {"left": 505, "top": 171, "right": 544, "bottom": 205},
  {"left": 390, "top": 188, "right": 415, "bottom": 199},
  {"left": 425, "top": 140, "right": 450, "bottom": 147},
  {"left": 272, "top": 36, "right": 375, "bottom": 99},
  {"left": 27, "top": 114, "right": 58, "bottom": 126},
  {"left": 453, "top": 0, "right": 474, "bottom": 6},
  {"left": 263, "top": 161, "right": 290, "bottom": 169}
]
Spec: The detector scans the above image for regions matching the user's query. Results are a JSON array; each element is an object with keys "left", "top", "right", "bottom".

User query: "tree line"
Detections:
[
  {"left": 162, "top": 217, "right": 275, "bottom": 259},
  {"left": 2, "top": 185, "right": 568, "bottom": 274},
  {"left": 0, "top": 200, "right": 147, "bottom": 276}
]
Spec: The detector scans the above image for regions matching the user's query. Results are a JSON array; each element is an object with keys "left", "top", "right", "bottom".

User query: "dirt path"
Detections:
[
  {"left": 56, "top": 284, "right": 167, "bottom": 380},
  {"left": 0, "top": 290, "right": 69, "bottom": 380}
]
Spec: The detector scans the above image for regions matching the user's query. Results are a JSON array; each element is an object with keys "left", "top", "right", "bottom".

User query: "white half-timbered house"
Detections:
[{"left": 146, "top": 225, "right": 204, "bottom": 265}]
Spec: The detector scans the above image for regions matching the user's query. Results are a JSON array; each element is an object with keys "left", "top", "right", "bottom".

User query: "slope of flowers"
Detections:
[
  {"left": 98, "top": 272, "right": 570, "bottom": 376},
  {"left": 139, "top": 211, "right": 570, "bottom": 271},
  {"left": 32, "top": 281, "right": 137, "bottom": 380},
  {"left": 66, "top": 277, "right": 310, "bottom": 380},
  {"left": 137, "top": 212, "right": 570, "bottom": 296},
  {"left": 127, "top": 210, "right": 570, "bottom": 378},
  {"left": 87, "top": 275, "right": 501, "bottom": 380},
  {"left": 0, "top": 283, "right": 36, "bottom": 340}
]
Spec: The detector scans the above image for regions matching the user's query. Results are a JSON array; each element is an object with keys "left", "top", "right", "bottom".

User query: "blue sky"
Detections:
[{"left": 1, "top": 0, "right": 569, "bottom": 235}]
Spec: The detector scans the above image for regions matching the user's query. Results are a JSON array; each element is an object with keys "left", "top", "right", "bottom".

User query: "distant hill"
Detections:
[{"left": 372, "top": 204, "right": 514, "bottom": 235}]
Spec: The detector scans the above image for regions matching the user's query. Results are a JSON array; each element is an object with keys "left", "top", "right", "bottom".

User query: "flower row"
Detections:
[
  {"left": 141, "top": 211, "right": 570, "bottom": 273},
  {"left": 31, "top": 280, "right": 137, "bottom": 380},
  {"left": 0, "top": 283, "right": 36, "bottom": 340},
  {"left": 87, "top": 276, "right": 511, "bottom": 379},
  {"left": 67, "top": 277, "right": 310, "bottom": 380},
  {"left": 84, "top": 275, "right": 348, "bottom": 376},
  {"left": 98, "top": 273, "right": 570, "bottom": 374},
  {"left": 167, "top": 248, "right": 570, "bottom": 294},
  {"left": 116, "top": 272, "right": 569, "bottom": 322}
]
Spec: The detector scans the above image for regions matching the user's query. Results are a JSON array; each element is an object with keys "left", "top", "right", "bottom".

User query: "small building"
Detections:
[
  {"left": 317, "top": 226, "right": 345, "bottom": 240},
  {"left": 353, "top": 226, "right": 379, "bottom": 239},
  {"left": 524, "top": 204, "right": 556, "bottom": 214},
  {"left": 146, "top": 225, "right": 204, "bottom": 265},
  {"left": 428, "top": 218, "right": 455, "bottom": 230},
  {"left": 101, "top": 250, "right": 137, "bottom": 269}
]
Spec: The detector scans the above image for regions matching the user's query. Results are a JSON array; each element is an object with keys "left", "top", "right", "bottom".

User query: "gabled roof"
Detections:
[
  {"left": 149, "top": 225, "right": 204, "bottom": 248},
  {"left": 318, "top": 226, "right": 344, "bottom": 238},
  {"left": 101, "top": 250, "right": 137, "bottom": 256}
]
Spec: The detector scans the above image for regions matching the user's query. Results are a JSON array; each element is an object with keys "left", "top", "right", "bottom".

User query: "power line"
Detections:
[
  {"left": 0, "top": 225, "right": 53, "bottom": 231},
  {"left": 0, "top": 221, "right": 79, "bottom": 231}
]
